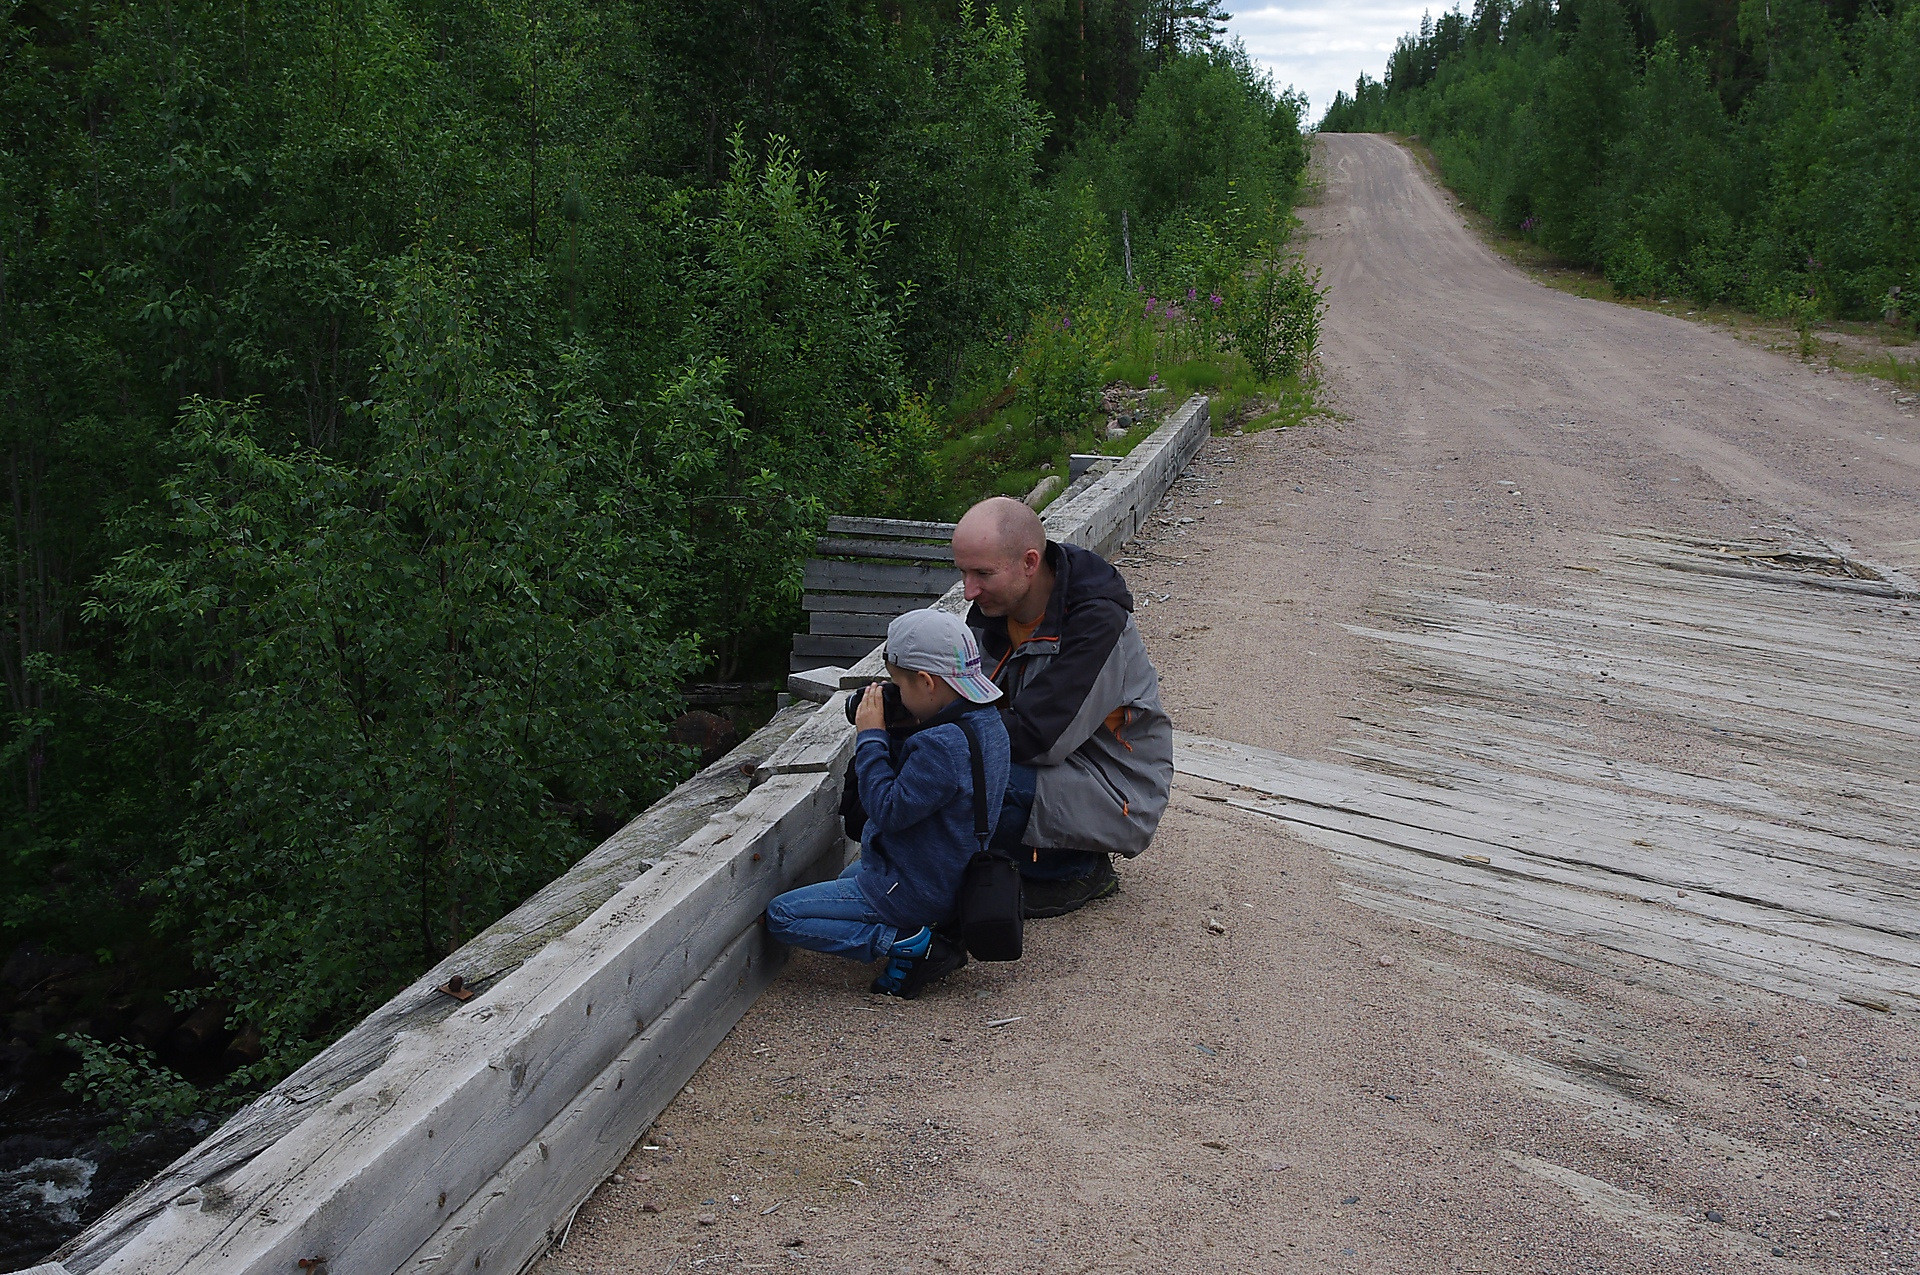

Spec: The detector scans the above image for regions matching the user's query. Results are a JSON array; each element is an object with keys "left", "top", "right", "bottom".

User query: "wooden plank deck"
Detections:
[{"left": 1172, "top": 530, "right": 1920, "bottom": 1019}]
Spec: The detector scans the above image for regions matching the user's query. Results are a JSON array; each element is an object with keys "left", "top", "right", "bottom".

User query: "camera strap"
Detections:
[{"left": 954, "top": 716, "right": 991, "bottom": 855}]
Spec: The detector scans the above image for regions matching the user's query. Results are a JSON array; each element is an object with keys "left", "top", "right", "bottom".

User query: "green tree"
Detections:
[{"left": 93, "top": 260, "right": 698, "bottom": 1069}]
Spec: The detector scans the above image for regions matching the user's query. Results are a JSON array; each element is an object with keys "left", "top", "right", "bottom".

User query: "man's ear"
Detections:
[{"left": 1022, "top": 547, "right": 1042, "bottom": 574}]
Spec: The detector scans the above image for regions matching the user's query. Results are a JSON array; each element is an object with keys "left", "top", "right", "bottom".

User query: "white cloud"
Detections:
[{"left": 1226, "top": 1, "right": 1434, "bottom": 122}]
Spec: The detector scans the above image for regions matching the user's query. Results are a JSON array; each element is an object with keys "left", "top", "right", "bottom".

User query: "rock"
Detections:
[
  {"left": 1706, "top": 1209, "right": 1726, "bottom": 1223},
  {"left": 610, "top": 1173, "right": 626, "bottom": 1185},
  {"left": 1204, "top": 916, "right": 1227, "bottom": 934},
  {"left": 785, "top": 1238, "right": 806, "bottom": 1248},
  {"left": 697, "top": 1212, "right": 719, "bottom": 1226},
  {"left": 641, "top": 1200, "right": 665, "bottom": 1214},
  {"left": 1024, "top": 474, "right": 1062, "bottom": 509},
  {"left": 1341, "top": 1195, "right": 1361, "bottom": 1205},
  {"left": 1773, "top": 1248, "right": 1786, "bottom": 1257},
  {"left": 1792, "top": 1055, "right": 1808, "bottom": 1068},
  {"left": 1265, "top": 1161, "right": 1292, "bottom": 1172},
  {"left": 1293, "top": 485, "right": 1305, "bottom": 493},
  {"left": 1821, "top": 1209, "right": 1843, "bottom": 1221},
  {"left": 1201, "top": 1139, "right": 1228, "bottom": 1150},
  {"left": 1377, "top": 955, "right": 1396, "bottom": 967}
]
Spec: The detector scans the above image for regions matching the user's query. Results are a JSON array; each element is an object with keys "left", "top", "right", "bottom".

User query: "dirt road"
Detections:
[{"left": 540, "top": 134, "right": 1919, "bottom": 1275}]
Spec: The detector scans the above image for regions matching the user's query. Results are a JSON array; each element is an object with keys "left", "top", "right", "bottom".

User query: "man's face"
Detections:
[{"left": 953, "top": 533, "right": 1039, "bottom": 618}]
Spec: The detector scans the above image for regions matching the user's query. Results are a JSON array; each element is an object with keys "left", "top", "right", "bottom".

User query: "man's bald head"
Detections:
[
  {"left": 952, "top": 497, "right": 1051, "bottom": 620},
  {"left": 953, "top": 496, "right": 1045, "bottom": 565}
]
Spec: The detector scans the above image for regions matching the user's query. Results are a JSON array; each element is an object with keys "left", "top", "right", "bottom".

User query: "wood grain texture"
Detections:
[
  {"left": 822, "top": 516, "right": 956, "bottom": 540},
  {"left": 807, "top": 610, "right": 894, "bottom": 638},
  {"left": 79, "top": 771, "right": 843, "bottom": 1275},
  {"left": 812, "top": 537, "right": 955, "bottom": 563},
  {"left": 398, "top": 919, "right": 813, "bottom": 1275},
  {"left": 1170, "top": 530, "right": 1920, "bottom": 1018},
  {"left": 55, "top": 707, "right": 814, "bottom": 1273},
  {"left": 800, "top": 560, "right": 959, "bottom": 596}
]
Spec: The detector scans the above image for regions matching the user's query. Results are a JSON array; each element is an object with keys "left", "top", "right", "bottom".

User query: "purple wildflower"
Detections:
[
  {"left": 1209, "top": 294, "right": 1223, "bottom": 308},
  {"left": 1187, "top": 287, "right": 1197, "bottom": 301},
  {"left": 1148, "top": 373, "right": 1158, "bottom": 384}
]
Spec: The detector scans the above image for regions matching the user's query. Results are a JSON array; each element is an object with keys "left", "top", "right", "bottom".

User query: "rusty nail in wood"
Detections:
[{"left": 439, "top": 974, "right": 474, "bottom": 1002}]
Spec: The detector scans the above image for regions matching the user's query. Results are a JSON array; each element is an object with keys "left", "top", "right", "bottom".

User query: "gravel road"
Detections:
[{"left": 540, "top": 134, "right": 1918, "bottom": 1275}]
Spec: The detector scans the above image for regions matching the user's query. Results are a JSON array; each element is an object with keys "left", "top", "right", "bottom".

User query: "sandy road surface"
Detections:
[{"left": 540, "top": 135, "right": 1919, "bottom": 1274}]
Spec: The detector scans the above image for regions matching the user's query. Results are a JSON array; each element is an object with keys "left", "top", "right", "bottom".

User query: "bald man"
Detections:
[{"left": 951, "top": 497, "right": 1173, "bottom": 916}]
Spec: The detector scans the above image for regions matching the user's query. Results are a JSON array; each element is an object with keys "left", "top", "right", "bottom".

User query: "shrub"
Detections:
[{"left": 1229, "top": 256, "right": 1325, "bottom": 378}]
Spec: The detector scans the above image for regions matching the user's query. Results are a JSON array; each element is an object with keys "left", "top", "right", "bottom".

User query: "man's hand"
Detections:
[{"left": 853, "top": 684, "right": 887, "bottom": 732}]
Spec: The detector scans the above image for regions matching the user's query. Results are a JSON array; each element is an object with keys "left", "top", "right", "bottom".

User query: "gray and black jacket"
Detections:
[{"left": 969, "top": 541, "right": 1173, "bottom": 858}]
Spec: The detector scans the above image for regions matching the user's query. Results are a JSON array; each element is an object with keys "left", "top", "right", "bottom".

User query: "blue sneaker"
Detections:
[{"left": 870, "top": 926, "right": 933, "bottom": 996}]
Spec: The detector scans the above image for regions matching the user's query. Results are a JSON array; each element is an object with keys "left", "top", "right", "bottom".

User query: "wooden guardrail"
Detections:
[
  {"left": 793, "top": 518, "right": 958, "bottom": 672},
  {"left": 45, "top": 394, "right": 1208, "bottom": 1275}
]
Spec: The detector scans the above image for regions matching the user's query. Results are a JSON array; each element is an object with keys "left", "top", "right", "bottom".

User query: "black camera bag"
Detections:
[{"left": 953, "top": 716, "right": 1023, "bottom": 962}]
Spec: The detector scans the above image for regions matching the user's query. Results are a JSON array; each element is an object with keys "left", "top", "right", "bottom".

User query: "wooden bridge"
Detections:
[{"left": 39, "top": 398, "right": 1209, "bottom": 1275}]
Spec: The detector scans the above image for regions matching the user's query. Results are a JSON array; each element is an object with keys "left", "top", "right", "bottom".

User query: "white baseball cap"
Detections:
[{"left": 885, "top": 610, "right": 1003, "bottom": 704}]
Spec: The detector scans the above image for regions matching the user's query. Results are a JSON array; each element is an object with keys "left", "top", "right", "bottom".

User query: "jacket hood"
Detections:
[{"left": 1049, "top": 540, "right": 1133, "bottom": 616}]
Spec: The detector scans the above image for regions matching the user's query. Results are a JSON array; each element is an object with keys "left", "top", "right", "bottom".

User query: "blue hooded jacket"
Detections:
[{"left": 852, "top": 702, "right": 1010, "bottom": 930}]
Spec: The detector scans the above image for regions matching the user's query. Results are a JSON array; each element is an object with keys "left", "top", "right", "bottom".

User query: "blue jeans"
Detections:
[
  {"left": 994, "top": 762, "right": 1108, "bottom": 881},
  {"left": 765, "top": 862, "right": 900, "bottom": 963}
]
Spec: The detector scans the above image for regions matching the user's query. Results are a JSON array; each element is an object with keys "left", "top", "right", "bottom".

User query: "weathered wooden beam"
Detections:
[
  {"left": 801, "top": 592, "right": 926, "bottom": 615},
  {"left": 801, "top": 559, "right": 959, "bottom": 595},
  {"left": 397, "top": 918, "right": 814, "bottom": 1274},
  {"left": 72, "top": 770, "right": 843, "bottom": 1275},
  {"left": 823, "top": 516, "right": 956, "bottom": 540},
  {"left": 812, "top": 537, "right": 955, "bottom": 563},
  {"left": 791, "top": 633, "right": 888, "bottom": 661},
  {"left": 1045, "top": 396, "right": 1209, "bottom": 558},
  {"left": 807, "top": 610, "right": 894, "bottom": 638},
  {"left": 753, "top": 691, "right": 857, "bottom": 782}
]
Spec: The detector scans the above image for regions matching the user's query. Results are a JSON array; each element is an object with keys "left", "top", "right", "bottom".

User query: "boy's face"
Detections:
[{"left": 890, "top": 665, "right": 958, "bottom": 721}]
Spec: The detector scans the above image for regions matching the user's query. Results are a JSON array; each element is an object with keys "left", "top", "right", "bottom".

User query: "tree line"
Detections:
[
  {"left": 1, "top": 0, "right": 1308, "bottom": 1105},
  {"left": 1320, "top": 0, "right": 1919, "bottom": 326}
]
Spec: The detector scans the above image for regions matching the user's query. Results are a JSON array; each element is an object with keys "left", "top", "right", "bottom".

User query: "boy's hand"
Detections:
[{"left": 854, "top": 684, "right": 887, "bottom": 732}]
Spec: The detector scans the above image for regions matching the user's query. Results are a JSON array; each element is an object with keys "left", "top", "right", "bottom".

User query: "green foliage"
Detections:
[
  {"left": 670, "top": 134, "right": 908, "bottom": 671},
  {"left": 2, "top": 0, "right": 1317, "bottom": 1106},
  {"left": 1018, "top": 307, "right": 1113, "bottom": 435},
  {"left": 1065, "top": 45, "right": 1309, "bottom": 265},
  {"left": 1322, "top": 0, "right": 1920, "bottom": 329},
  {"left": 91, "top": 261, "right": 700, "bottom": 1063},
  {"left": 59, "top": 1034, "right": 204, "bottom": 1146},
  {"left": 1229, "top": 257, "right": 1327, "bottom": 379}
]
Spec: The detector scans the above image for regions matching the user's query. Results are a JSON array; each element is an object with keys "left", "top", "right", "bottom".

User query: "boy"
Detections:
[{"left": 765, "top": 609, "right": 1010, "bottom": 998}]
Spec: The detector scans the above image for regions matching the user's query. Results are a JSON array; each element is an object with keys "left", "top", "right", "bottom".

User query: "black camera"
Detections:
[{"left": 843, "top": 680, "right": 914, "bottom": 731}]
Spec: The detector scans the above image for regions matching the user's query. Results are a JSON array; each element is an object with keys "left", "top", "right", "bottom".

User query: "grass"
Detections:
[
  {"left": 1387, "top": 132, "right": 1920, "bottom": 388},
  {"left": 923, "top": 348, "right": 1325, "bottom": 521}
]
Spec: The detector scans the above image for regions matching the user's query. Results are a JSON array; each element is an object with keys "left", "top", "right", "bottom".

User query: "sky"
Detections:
[{"left": 1226, "top": 0, "right": 1431, "bottom": 122}]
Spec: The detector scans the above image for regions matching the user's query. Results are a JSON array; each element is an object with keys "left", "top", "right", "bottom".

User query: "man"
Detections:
[{"left": 951, "top": 496, "right": 1174, "bottom": 917}]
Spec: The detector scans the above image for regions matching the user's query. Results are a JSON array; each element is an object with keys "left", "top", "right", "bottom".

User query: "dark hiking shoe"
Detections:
[
  {"left": 1021, "top": 856, "right": 1119, "bottom": 919},
  {"left": 894, "top": 933, "right": 969, "bottom": 1000}
]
